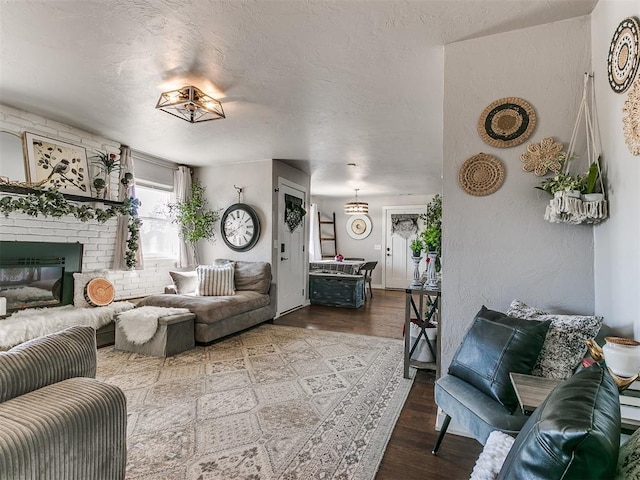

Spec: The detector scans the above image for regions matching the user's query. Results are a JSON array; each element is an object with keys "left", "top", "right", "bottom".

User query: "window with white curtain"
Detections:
[{"left": 133, "top": 152, "right": 180, "bottom": 260}]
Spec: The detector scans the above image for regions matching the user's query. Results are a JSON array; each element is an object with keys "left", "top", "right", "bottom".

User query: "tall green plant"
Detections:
[
  {"left": 168, "top": 180, "right": 221, "bottom": 261},
  {"left": 419, "top": 194, "right": 442, "bottom": 253}
]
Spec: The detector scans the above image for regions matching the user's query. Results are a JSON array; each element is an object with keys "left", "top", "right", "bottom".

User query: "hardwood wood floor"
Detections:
[{"left": 274, "top": 289, "right": 482, "bottom": 479}]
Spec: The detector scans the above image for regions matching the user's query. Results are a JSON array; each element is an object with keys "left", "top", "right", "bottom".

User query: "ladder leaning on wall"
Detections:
[{"left": 318, "top": 211, "right": 337, "bottom": 258}]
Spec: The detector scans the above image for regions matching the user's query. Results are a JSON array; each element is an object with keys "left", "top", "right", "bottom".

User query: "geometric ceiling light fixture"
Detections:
[
  {"left": 344, "top": 188, "right": 369, "bottom": 214},
  {"left": 156, "top": 85, "right": 225, "bottom": 123}
]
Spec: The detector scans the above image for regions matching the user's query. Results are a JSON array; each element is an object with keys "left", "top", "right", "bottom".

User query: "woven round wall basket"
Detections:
[
  {"left": 477, "top": 97, "right": 536, "bottom": 148},
  {"left": 608, "top": 16, "right": 640, "bottom": 94},
  {"left": 458, "top": 153, "right": 505, "bottom": 196},
  {"left": 84, "top": 277, "right": 115, "bottom": 307},
  {"left": 623, "top": 78, "right": 640, "bottom": 155}
]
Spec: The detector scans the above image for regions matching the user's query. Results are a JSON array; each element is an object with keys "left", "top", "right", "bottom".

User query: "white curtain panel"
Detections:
[
  {"left": 175, "top": 166, "right": 196, "bottom": 268},
  {"left": 112, "top": 146, "right": 144, "bottom": 270},
  {"left": 308, "top": 203, "right": 322, "bottom": 262}
]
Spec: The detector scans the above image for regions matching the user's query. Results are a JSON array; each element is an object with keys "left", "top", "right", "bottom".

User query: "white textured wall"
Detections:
[
  {"left": 0, "top": 104, "right": 177, "bottom": 298},
  {"left": 441, "top": 17, "right": 595, "bottom": 371},
  {"left": 311, "top": 194, "right": 433, "bottom": 286},
  {"left": 195, "top": 161, "right": 274, "bottom": 264},
  {"left": 591, "top": 1, "right": 640, "bottom": 340},
  {"left": 196, "top": 159, "right": 310, "bottom": 290}
]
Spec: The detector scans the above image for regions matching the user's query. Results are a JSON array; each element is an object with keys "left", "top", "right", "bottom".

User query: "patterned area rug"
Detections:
[{"left": 97, "top": 324, "right": 414, "bottom": 480}]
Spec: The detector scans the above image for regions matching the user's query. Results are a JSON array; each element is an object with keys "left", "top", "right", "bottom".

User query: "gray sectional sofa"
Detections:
[
  {"left": 137, "top": 260, "right": 276, "bottom": 344},
  {"left": 0, "top": 326, "right": 127, "bottom": 480}
]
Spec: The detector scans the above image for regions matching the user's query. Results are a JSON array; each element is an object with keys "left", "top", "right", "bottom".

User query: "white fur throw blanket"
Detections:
[
  {"left": 469, "top": 431, "right": 515, "bottom": 480},
  {"left": 0, "top": 301, "right": 135, "bottom": 350},
  {"left": 117, "top": 306, "right": 190, "bottom": 345}
]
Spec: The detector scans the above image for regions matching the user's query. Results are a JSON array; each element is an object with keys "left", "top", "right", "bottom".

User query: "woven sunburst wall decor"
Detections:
[
  {"left": 623, "top": 78, "right": 640, "bottom": 155},
  {"left": 608, "top": 16, "right": 640, "bottom": 94},
  {"left": 520, "top": 137, "right": 564, "bottom": 176},
  {"left": 458, "top": 153, "right": 505, "bottom": 196}
]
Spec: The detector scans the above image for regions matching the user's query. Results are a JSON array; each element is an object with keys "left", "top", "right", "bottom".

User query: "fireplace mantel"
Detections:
[{"left": 0, "top": 185, "right": 123, "bottom": 206}]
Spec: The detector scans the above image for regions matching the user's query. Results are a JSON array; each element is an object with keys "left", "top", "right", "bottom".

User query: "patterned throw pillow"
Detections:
[
  {"left": 73, "top": 271, "right": 111, "bottom": 308},
  {"left": 196, "top": 264, "right": 235, "bottom": 296},
  {"left": 507, "top": 299, "right": 603, "bottom": 379},
  {"left": 616, "top": 428, "right": 640, "bottom": 479}
]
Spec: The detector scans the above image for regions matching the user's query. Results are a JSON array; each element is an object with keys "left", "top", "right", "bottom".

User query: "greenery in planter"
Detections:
[
  {"left": 92, "top": 151, "right": 121, "bottom": 176},
  {"left": 419, "top": 194, "right": 442, "bottom": 253},
  {"left": 584, "top": 160, "right": 601, "bottom": 195},
  {"left": 410, "top": 238, "right": 424, "bottom": 256},
  {"left": 0, "top": 187, "right": 141, "bottom": 268},
  {"left": 167, "top": 179, "right": 221, "bottom": 263},
  {"left": 536, "top": 172, "right": 586, "bottom": 196}
]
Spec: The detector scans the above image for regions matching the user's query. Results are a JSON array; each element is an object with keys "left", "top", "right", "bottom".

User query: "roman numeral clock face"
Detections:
[{"left": 221, "top": 204, "right": 261, "bottom": 251}]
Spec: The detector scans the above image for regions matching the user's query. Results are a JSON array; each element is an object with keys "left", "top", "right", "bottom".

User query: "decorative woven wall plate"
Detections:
[
  {"left": 623, "top": 78, "right": 640, "bottom": 155},
  {"left": 608, "top": 16, "right": 640, "bottom": 93},
  {"left": 477, "top": 97, "right": 536, "bottom": 148},
  {"left": 458, "top": 153, "right": 505, "bottom": 196},
  {"left": 84, "top": 277, "right": 115, "bottom": 306},
  {"left": 520, "top": 136, "right": 564, "bottom": 176}
]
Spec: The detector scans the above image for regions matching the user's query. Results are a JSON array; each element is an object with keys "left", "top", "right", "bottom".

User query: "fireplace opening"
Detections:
[{"left": 0, "top": 258, "right": 65, "bottom": 312}]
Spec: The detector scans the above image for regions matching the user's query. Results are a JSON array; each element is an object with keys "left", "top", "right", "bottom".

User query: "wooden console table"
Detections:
[
  {"left": 403, "top": 285, "right": 440, "bottom": 379},
  {"left": 510, "top": 372, "right": 640, "bottom": 434}
]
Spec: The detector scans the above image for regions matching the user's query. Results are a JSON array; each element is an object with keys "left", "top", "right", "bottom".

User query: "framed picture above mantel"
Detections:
[{"left": 23, "top": 132, "right": 91, "bottom": 197}]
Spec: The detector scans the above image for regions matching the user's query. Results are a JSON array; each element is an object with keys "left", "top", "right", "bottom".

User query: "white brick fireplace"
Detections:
[{"left": 0, "top": 105, "right": 176, "bottom": 300}]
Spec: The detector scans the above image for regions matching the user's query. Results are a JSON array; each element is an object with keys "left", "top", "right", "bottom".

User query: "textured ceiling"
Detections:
[{"left": 0, "top": 0, "right": 597, "bottom": 197}]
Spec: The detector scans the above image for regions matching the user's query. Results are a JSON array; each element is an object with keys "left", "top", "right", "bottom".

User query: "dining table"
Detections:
[{"left": 309, "top": 259, "right": 366, "bottom": 274}]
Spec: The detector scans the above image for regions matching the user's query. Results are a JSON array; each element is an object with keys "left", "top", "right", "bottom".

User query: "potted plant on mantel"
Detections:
[{"left": 91, "top": 151, "right": 121, "bottom": 200}]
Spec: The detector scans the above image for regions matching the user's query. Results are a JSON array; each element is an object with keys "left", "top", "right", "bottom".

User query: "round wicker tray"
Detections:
[
  {"left": 623, "top": 78, "right": 640, "bottom": 155},
  {"left": 84, "top": 277, "right": 115, "bottom": 307},
  {"left": 608, "top": 16, "right": 640, "bottom": 94},
  {"left": 458, "top": 153, "right": 505, "bottom": 196},
  {"left": 477, "top": 97, "right": 536, "bottom": 148}
]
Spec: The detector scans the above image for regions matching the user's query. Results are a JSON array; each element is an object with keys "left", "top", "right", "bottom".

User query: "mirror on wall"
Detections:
[{"left": 0, "top": 131, "right": 26, "bottom": 183}]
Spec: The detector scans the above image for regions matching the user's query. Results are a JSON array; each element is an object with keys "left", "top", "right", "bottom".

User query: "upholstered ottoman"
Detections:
[{"left": 115, "top": 312, "right": 195, "bottom": 357}]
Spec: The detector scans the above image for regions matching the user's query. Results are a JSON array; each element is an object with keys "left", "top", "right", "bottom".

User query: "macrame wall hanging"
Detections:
[
  {"left": 544, "top": 73, "right": 608, "bottom": 225},
  {"left": 390, "top": 214, "right": 418, "bottom": 238}
]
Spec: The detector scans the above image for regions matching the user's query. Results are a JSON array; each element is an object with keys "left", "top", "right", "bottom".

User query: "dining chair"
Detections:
[
  {"left": 357, "top": 261, "right": 378, "bottom": 299},
  {"left": 344, "top": 257, "right": 365, "bottom": 261}
]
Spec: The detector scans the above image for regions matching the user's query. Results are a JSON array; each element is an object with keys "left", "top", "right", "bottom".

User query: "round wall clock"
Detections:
[
  {"left": 221, "top": 203, "right": 261, "bottom": 252},
  {"left": 346, "top": 214, "right": 372, "bottom": 240}
]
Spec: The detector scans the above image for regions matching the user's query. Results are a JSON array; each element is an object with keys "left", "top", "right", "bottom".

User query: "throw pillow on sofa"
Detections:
[
  {"left": 169, "top": 270, "right": 198, "bottom": 294},
  {"left": 616, "top": 426, "right": 640, "bottom": 479},
  {"left": 507, "top": 299, "right": 603, "bottom": 379},
  {"left": 72, "top": 271, "right": 112, "bottom": 308},
  {"left": 196, "top": 264, "right": 235, "bottom": 296},
  {"left": 497, "top": 363, "right": 620, "bottom": 480},
  {"left": 448, "top": 306, "right": 551, "bottom": 412}
]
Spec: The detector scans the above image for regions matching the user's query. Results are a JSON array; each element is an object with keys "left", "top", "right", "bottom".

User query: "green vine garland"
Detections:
[{"left": 0, "top": 187, "right": 141, "bottom": 269}]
